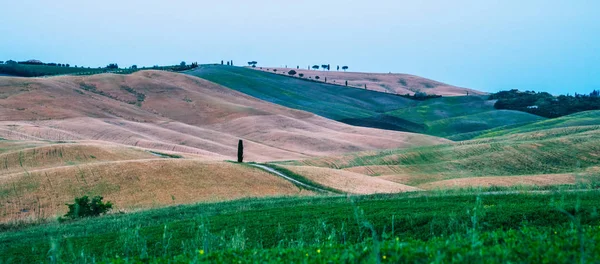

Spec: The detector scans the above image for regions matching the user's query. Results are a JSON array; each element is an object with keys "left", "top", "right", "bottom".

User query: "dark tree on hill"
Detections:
[
  {"left": 325, "top": 77, "right": 327, "bottom": 83},
  {"left": 297, "top": 66, "right": 299, "bottom": 69},
  {"left": 315, "top": 76, "right": 320, "bottom": 80},
  {"left": 66, "top": 64, "right": 70, "bottom": 67},
  {"left": 221, "top": 60, "right": 224, "bottom": 65},
  {"left": 299, "top": 73, "right": 304, "bottom": 78},
  {"left": 0, "top": 61, "right": 4, "bottom": 64},
  {"left": 342, "top": 66, "right": 348, "bottom": 71},
  {"left": 337, "top": 65, "right": 340, "bottom": 71},
  {"left": 237, "top": 140, "right": 244, "bottom": 163},
  {"left": 288, "top": 70, "right": 297, "bottom": 76},
  {"left": 321, "top": 64, "right": 328, "bottom": 71},
  {"left": 312, "top": 65, "right": 319, "bottom": 70},
  {"left": 227, "top": 61, "right": 230, "bottom": 66},
  {"left": 345, "top": 80, "right": 348, "bottom": 86},
  {"left": 327, "top": 64, "right": 330, "bottom": 71},
  {"left": 364, "top": 84, "right": 367, "bottom": 89},
  {"left": 106, "top": 63, "right": 119, "bottom": 69},
  {"left": 180, "top": 61, "right": 186, "bottom": 66},
  {"left": 131, "top": 65, "right": 138, "bottom": 69},
  {"left": 231, "top": 60, "right": 234, "bottom": 66}
]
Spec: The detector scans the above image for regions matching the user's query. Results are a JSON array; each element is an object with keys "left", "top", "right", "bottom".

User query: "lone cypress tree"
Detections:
[{"left": 237, "top": 139, "right": 244, "bottom": 163}]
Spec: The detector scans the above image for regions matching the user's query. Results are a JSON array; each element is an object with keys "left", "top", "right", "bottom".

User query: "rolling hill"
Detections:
[
  {"left": 0, "top": 70, "right": 447, "bottom": 222},
  {"left": 0, "top": 71, "right": 445, "bottom": 160},
  {"left": 283, "top": 111, "right": 600, "bottom": 188},
  {"left": 188, "top": 66, "right": 544, "bottom": 138}
]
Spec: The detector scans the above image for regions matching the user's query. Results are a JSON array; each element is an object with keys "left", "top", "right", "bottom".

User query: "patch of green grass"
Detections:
[
  {"left": 1, "top": 191, "right": 598, "bottom": 262},
  {"left": 148, "top": 151, "right": 182, "bottom": 159}
]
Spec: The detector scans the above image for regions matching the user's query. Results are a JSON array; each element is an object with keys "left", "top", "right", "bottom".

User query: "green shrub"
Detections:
[{"left": 61, "top": 196, "right": 112, "bottom": 221}]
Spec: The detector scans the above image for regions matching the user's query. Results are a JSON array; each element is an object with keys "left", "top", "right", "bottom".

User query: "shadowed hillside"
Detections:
[{"left": 186, "top": 66, "right": 544, "bottom": 139}]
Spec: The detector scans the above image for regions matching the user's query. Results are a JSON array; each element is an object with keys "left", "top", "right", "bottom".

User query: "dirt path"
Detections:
[{"left": 249, "top": 164, "right": 334, "bottom": 194}]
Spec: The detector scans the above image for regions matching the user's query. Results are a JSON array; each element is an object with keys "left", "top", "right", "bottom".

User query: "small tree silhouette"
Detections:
[
  {"left": 345, "top": 80, "right": 348, "bottom": 86},
  {"left": 237, "top": 140, "right": 244, "bottom": 163},
  {"left": 315, "top": 76, "right": 320, "bottom": 80},
  {"left": 312, "top": 65, "right": 320, "bottom": 70},
  {"left": 299, "top": 73, "right": 304, "bottom": 78},
  {"left": 288, "top": 70, "right": 297, "bottom": 76},
  {"left": 342, "top": 66, "right": 348, "bottom": 71}
]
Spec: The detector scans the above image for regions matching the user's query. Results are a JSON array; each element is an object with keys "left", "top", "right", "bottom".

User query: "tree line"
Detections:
[{"left": 490, "top": 89, "right": 600, "bottom": 118}]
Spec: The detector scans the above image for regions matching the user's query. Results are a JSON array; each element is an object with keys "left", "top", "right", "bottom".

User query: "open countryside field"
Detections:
[{"left": 1, "top": 67, "right": 599, "bottom": 263}]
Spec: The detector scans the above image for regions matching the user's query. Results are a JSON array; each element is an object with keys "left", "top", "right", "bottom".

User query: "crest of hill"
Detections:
[
  {"left": 256, "top": 67, "right": 485, "bottom": 96},
  {"left": 0, "top": 70, "right": 446, "bottom": 161}
]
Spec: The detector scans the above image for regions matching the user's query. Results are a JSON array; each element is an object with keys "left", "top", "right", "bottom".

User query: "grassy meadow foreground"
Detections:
[
  {"left": 1, "top": 191, "right": 599, "bottom": 263},
  {"left": 1, "top": 65, "right": 599, "bottom": 263}
]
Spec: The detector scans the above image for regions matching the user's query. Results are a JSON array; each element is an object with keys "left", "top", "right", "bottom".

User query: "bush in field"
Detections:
[
  {"left": 288, "top": 70, "right": 297, "bottom": 76},
  {"left": 61, "top": 196, "right": 112, "bottom": 221},
  {"left": 299, "top": 73, "right": 304, "bottom": 78},
  {"left": 315, "top": 76, "right": 320, "bottom": 80}
]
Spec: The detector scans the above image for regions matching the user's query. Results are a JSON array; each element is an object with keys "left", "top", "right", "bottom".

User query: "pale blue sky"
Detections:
[{"left": 1, "top": 0, "right": 598, "bottom": 94}]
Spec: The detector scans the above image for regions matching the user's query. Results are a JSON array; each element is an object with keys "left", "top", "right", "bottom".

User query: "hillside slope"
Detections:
[
  {"left": 0, "top": 141, "right": 314, "bottom": 222},
  {"left": 257, "top": 67, "right": 485, "bottom": 96},
  {"left": 187, "top": 66, "right": 542, "bottom": 138},
  {"left": 285, "top": 113, "right": 600, "bottom": 187},
  {"left": 0, "top": 71, "right": 446, "bottom": 161}
]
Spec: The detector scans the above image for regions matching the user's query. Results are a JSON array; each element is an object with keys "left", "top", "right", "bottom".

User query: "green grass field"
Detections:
[
  {"left": 187, "top": 66, "right": 545, "bottom": 139},
  {"left": 1, "top": 191, "right": 599, "bottom": 263}
]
